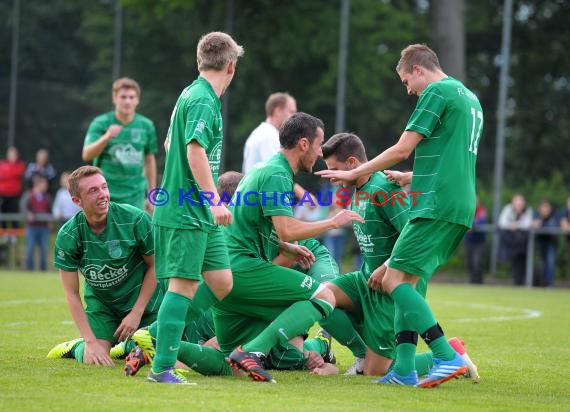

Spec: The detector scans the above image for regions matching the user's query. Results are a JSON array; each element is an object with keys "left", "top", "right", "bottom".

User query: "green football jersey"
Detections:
[
  {"left": 351, "top": 172, "right": 409, "bottom": 277},
  {"left": 405, "top": 76, "right": 483, "bottom": 228},
  {"left": 227, "top": 152, "right": 295, "bottom": 271},
  {"left": 84, "top": 112, "right": 157, "bottom": 208},
  {"left": 53, "top": 202, "right": 162, "bottom": 313},
  {"left": 153, "top": 77, "right": 223, "bottom": 231}
]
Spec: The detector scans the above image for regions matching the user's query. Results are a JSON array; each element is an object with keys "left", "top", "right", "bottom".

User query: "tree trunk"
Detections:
[{"left": 430, "top": 0, "right": 465, "bottom": 81}]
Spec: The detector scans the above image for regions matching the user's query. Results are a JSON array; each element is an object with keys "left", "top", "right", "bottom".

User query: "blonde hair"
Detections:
[
  {"left": 112, "top": 77, "right": 141, "bottom": 96},
  {"left": 197, "top": 32, "right": 244, "bottom": 71},
  {"left": 68, "top": 166, "right": 103, "bottom": 198},
  {"left": 396, "top": 44, "right": 441, "bottom": 73}
]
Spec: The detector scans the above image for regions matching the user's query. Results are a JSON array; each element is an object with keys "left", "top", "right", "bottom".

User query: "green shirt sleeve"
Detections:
[
  {"left": 53, "top": 224, "right": 81, "bottom": 271},
  {"left": 84, "top": 115, "right": 108, "bottom": 145},
  {"left": 134, "top": 211, "right": 154, "bottom": 255},
  {"left": 185, "top": 97, "right": 216, "bottom": 149},
  {"left": 405, "top": 85, "right": 446, "bottom": 138},
  {"left": 145, "top": 120, "right": 158, "bottom": 155},
  {"left": 259, "top": 172, "right": 295, "bottom": 218}
]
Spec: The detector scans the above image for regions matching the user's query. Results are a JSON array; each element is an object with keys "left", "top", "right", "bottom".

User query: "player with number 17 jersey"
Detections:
[{"left": 405, "top": 76, "right": 483, "bottom": 228}]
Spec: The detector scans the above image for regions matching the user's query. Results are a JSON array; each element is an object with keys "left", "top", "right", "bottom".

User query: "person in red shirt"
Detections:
[{"left": 0, "top": 146, "right": 26, "bottom": 231}]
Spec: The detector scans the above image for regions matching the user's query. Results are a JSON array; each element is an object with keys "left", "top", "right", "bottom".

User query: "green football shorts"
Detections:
[
  {"left": 388, "top": 218, "right": 468, "bottom": 280},
  {"left": 154, "top": 225, "right": 230, "bottom": 280}
]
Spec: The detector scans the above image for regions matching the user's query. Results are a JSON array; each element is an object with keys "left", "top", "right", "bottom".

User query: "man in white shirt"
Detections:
[
  {"left": 242, "top": 93, "right": 316, "bottom": 203},
  {"left": 242, "top": 92, "right": 297, "bottom": 173}
]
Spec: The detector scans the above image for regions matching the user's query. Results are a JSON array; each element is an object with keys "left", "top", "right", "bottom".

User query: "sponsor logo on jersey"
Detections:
[
  {"left": 209, "top": 141, "right": 222, "bottom": 174},
  {"left": 354, "top": 225, "right": 374, "bottom": 253},
  {"left": 112, "top": 143, "right": 143, "bottom": 165},
  {"left": 82, "top": 264, "right": 129, "bottom": 288},
  {"left": 106, "top": 240, "right": 122, "bottom": 258},
  {"left": 300, "top": 275, "right": 314, "bottom": 289}
]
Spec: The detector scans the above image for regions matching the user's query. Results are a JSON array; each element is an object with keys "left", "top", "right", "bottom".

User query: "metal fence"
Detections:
[{"left": 1, "top": 213, "right": 568, "bottom": 288}]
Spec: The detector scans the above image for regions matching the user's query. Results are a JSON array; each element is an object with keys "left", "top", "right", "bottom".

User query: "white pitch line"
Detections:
[
  {"left": 446, "top": 302, "right": 542, "bottom": 323},
  {"left": 3, "top": 320, "right": 73, "bottom": 327},
  {"left": 0, "top": 298, "right": 65, "bottom": 306}
]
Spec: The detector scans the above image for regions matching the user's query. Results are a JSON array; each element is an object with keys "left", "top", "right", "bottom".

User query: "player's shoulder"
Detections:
[
  {"left": 368, "top": 171, "right": 399, "bottom": 192},
  {"left": 91, "top": 111, "right": 115, "bottom": 125},
  {"left": 55, "top": 212, "right": 85, "bottom": 243},
  {"left": 109, "top": 202, "right": 149, "bottom": 223}
]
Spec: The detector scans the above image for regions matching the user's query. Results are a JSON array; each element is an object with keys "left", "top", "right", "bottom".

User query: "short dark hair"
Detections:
[
  {"left": 217, "top": 171, "right": 243, "bottom": 199},
  {"left": 279, "top": 112, "right": 324, "bottom": 149},
  {"left": 321, "top": 133, "right": 367, "bottom": 162}
]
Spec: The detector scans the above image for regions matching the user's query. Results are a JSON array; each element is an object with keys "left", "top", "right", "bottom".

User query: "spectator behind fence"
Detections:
[
  {"left": 82, "top": 77, "right": 158, "bottom": 212},
  {"left": 25, "top": 148, "right": 57, "bottom": 192},
  {"left": 21, "top": 174, "right": 52, "bottom": 271},
  {"left": 533, "top": 200, "right": 560, "bottom": 287},
  {"left": 498, "top": 194, "right": 533, "bottom": 285},
  {"left": 52, "top": 172, "right": 81, "bottom": 225},
  {"left": 0, "top": 146, "right": 26, "bottom": 234},
  {"left": 560, "top": 196, "right": 570, "bottom": 278},
  {"left": 322, "top": 190, "right": 348, "bottom": 268},
  {"left": 464, "top": 197, "right": 487, "bottom": 284}
]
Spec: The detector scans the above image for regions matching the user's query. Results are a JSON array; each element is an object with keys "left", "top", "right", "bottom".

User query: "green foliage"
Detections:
[
  {"left": 0, "top": 0, "right": 567, "bottom": 196},
  {"left": 2, "top": 272, "right": 570, "bottom": 410}
]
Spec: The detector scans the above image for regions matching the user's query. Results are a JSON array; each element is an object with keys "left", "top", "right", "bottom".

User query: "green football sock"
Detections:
[
  {"left": 152, "top": 291, "right": 191, "bottom": 373},
  {"left": 73, "top": 341, "right": 85, "bottom": 363},
  {"left": 177, "top": 342, "right": 232, "bottom": 376},
  {"left": 415, "top": 352, "right": 434, "bottom": 376},
  {"left": 391, "top": 304, "right": 417, "bottom": 376},
  {"left": 391, "top": 283, "right": 454, "bottom": 361},
  {"left": 303, "top": 338, "right": 326, "bottom": 355},
  {"left": 390, "top": 283, "right": 436, "bottom": 334},
  {"left": 149, "top": 321, "right": 158, "bottom": 339},
  {"left": 243, "top": 299, "right": 333, "bottom": 354},
  {"left": 124, "top": 339, "right": 136, "bottom": 354},
  {"left": 426, "top": 336, "right": 455, "bottom": 361},
  {"left": 319, "top": 309, "right": 367, "bottom": 358}
]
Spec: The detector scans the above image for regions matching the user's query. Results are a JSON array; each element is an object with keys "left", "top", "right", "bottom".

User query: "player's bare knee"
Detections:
[
  {"left": 314, "top": 286, "right": 336, "bottom": 308},
  {"left": 205, "top": 269, "right": 233, "bottom": 299}
]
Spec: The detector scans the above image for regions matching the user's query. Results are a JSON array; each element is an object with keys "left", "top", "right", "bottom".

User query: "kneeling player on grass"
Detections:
[
  {"left": 216, "top": 113, "right": 364, "bottom": 383},
  {"left": 217, "top": 171, "right": 369, "bottom": 374},
  {"left": 124, "top": 170, "right": 342, "bottom": 377},
  {"left": 320, "top": 133, "right": 479, "bottom": 380},
  {"left": 47, "top": 166, "right": 162, "bottom": 365}
]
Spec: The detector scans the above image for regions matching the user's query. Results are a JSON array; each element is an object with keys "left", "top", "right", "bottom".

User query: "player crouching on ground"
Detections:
[{"left": 47, "top": 166, "right": 162, "bottom": 365}]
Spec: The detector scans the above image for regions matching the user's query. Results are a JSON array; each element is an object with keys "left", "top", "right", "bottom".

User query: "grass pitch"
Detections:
[{"left": 1, "top": 271, "right": 569, "bottom": 412}]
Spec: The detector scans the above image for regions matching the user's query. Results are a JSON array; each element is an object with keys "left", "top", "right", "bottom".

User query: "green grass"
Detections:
[{"left": 1, "top": 271, "right": 569, "bottom": 412}]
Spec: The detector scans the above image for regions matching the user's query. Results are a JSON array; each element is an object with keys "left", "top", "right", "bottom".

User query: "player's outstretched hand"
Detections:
[
  {"left": 83, "top": 340, "right": 114, "bottom": 366},
  {"left": 315, "top": 169, "right": 357, "bottom": 185},
  {"left": 304, "top": 350, "right": 325, "bottom": 370},
  {"left": 384, "top": 170, "right": 412, "bottom": 188},
  {"left": 114, "top": 311, "right": 142, "bottom": 342},
  {"left": 211, "top": 204, "right": 233, "bottom": 226},
  {"left": 368, "top": 264, "right": 387, "bottom": 291},
  {"left": 281, "top": 242, "right": 316, "bottom": 269},
  {"left": 331, "top": 209, "right": 364, "bottom": 228}
]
